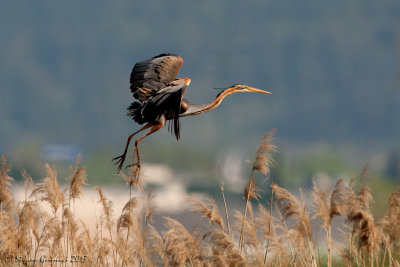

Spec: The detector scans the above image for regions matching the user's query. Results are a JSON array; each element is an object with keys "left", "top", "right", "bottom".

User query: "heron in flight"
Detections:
[{"left": 113, "top": 53, "right": 271, "bottom": 171}]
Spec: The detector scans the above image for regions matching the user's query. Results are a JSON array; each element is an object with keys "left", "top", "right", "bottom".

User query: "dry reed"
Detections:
[{"left": 1, "top": 131, "right": 400, "bottom": 266}]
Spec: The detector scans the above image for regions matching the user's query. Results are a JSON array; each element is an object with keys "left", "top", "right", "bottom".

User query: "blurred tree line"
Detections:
[{"left": 0, "top": 0, "right": 399, "bottom": 183}]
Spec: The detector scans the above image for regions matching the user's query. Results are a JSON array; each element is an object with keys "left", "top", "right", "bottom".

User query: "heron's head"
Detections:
[{"left": 231, "top": 84, "right": 271, "bottom": 94}]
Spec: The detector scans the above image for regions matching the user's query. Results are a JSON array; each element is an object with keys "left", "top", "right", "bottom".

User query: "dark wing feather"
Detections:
[
  {"left": 130, "top": 54, "right": 183, "bottom": 102},
  {"left": 139, "top": 79, "right": 188, "bottom": 139}
]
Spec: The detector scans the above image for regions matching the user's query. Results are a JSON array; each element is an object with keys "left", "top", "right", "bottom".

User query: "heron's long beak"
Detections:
[{"left": 248, "top": 86, "right": 272, "bottom": 94}]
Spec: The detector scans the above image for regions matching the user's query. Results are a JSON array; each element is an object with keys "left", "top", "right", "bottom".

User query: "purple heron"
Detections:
[{"left": 113, "top": 53, "right": 271, "bottom": 171}]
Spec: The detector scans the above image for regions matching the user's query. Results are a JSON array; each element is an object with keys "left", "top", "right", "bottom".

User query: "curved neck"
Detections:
[
  {"left": 203, "top": 88, "right": 237, "bottom": 112},
  {"left": 180, "top": 87, "right": 237, "bottom": 117}
]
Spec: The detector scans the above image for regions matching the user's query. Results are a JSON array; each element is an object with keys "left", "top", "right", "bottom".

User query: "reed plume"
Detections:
[
  {"left": 252, "top": 128, "right": 277, "bottom": 176},
  {"left": 378, "top": 188, "right": 400, "bottom": 265},
  {"left": 95, "top": 186, "right": 117, "bottom": 264},
  {"left": 120, "top": 163, "right": 145, "bottom": 199},
  {"left": 191, "top": 197, "right": 225, "bottom": 231},
  {"left": 272, "top": 183, "right": 317, "bottom": 266},
  {"left": 205, "top": 228, "right": 245, "bottom": 266},
  {"left": 346, "top": 168, "right": 382, "bottom": 255},
  {"left": 162, "top": 217, "right": 204, "bottom": 266},
  {"left": 379, "top": 188, "right": 400, "bottom": 249},
  {"left": 272, "top": 184, "right": 312, "bottom": 242},
  {"left": 312, "top": 179, "right": 347, "bottom": 267},
  {"left": 240, "top": 128, "right": 276, "bottom": 253},
  {"left": 0, "top": 155, "right": 14, "bottom": 211},
  {"left": 69, "top": 155, "right": 87, "bottom": 203},
  {"left": 32, "top": 164, "right": 64, "bottom": 216}
]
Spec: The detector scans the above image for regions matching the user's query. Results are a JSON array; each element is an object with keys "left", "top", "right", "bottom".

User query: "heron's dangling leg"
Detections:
[
  {"left": 128, "top": 116, "right": 166, "bottom": 168},
  {"left": 113, "top": 123, "right": 152, "bottom": 171}
]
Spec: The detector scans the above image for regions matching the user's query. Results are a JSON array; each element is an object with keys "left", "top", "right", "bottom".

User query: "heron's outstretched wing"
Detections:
[{"left": 130, "top": 54, "right": 183, "bottom": 102}]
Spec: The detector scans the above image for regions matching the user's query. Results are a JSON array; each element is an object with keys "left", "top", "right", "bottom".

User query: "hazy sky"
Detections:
[{"left": 1, "top": 1, "right": 399, "bottom": 176}]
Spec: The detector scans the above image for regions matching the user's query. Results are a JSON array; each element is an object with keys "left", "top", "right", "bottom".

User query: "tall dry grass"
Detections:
[{"left": 1, "top": 132, "right": 400, "bottom": 266}]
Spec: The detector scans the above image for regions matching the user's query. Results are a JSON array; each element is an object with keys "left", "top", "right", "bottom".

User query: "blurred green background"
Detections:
[{"left": 1, "top": 1, "right": 399, "bottom": 206}]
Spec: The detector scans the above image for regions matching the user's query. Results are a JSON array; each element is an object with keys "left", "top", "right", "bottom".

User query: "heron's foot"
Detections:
[
  {"left": 126, "top": 162, "right": 141, "bottom": 169},
  {"left": 112, "top": 154, "right": 126, "bottom": 172}
]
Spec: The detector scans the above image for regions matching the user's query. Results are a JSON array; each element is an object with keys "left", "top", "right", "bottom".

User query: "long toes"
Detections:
[
  {"left": 126, "top": 162, "right": 140, "bottom": 169},
  {"left": 112, "top": 155, "right": 124, "bottom": 163}
]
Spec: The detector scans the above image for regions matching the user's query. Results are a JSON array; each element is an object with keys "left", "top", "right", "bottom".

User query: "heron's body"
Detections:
[{"left": 113, "top": 53, "right": 270, "bottom": 171}]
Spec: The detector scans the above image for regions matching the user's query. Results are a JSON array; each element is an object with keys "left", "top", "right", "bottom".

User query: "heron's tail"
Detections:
[{"left": 127, "top": 102, "right": 146, "bottom": 124}]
